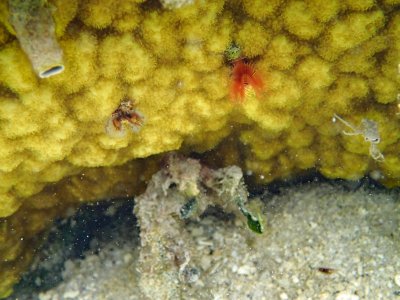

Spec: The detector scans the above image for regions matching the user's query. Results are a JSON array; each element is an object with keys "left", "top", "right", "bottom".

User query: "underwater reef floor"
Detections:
[{"left": 8, "top": 181, "right": 400, "bottom": 300}]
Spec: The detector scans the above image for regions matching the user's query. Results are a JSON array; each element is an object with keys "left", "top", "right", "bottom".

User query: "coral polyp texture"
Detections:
[{"left": 0, "top": 0, "right": 399, "bottom": 297}]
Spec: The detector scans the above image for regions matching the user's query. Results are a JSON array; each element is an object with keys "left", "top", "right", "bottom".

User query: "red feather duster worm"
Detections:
[{"left": 230, "top": 59, "right": 264, "bottom": 103}]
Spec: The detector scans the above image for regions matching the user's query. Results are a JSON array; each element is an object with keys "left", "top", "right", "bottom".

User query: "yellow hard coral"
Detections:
[
  {"left": 24, "top": 124, "right": 79, "bottom": 163},
  {"left": 325, "top": 76, "right": 369, "bottom": 113},
  {"left": 0, "top": 138, "right": 22, "bottom": 173},
  {"left": 202, "top": 69, "right": 230, "bottom": 100},
  {"left": 295, "top": 56, "right": 335, "bottom": 90},
  {"left": 79, "top": 0, "right": 145, "bottom": 31},
  {"left": 68, "top": 138, "right": 119, "bottom": 167},
  {"left": 336, "top": 35, "right": 387, "bottom": 76},
  {"left": 70, "top": 79, "right": 123, "bottom": 123},
  {"left": 0, "top": 42, "right": 38, "bottom": 93},
  {"left": 49, "top": 31, "right": 98, "bottom": 93},
  {"left": 371, "top": 76, "right": 398, "bottom": 104},
  {"left": 13, "top": 180, "right": 46, "bottom": 198},
  {"left": 0, "top": 193, "right": 20, "bottom": 218},
  {"left": 0, "top": 93, "right": 52, "bottom": 139},
  {"left": 99, "top": 33, "right": 156, "bottom": 84},
  {"left": 0, "top": 1, "right": 11, "bottom": 33},
  {"left": 182, "top": 43, "right": 222, "bottom": 72},
  {"left": 318, "top": 10, "right": 385, "bottom": 60},
  {"left": 112, "top": 1, "right": 144, "bottom": 32},
  {"left": 0, "top": 23, "right": 10, "bottom": 45},
  {"left": 142, "top": 11, "right": 181, "bottom": 61},
  {"left": 50, "top": 0, "right": 79, "bottom": 36},
  {"left": 289, "top": 147, "right": 317, "bottom": 170},
  {"left": 79, "top": 0, "right": 115, "bottom": 29},
  {"left": 243, "top": 97, "right": 293, "bottom": 133},
  {"left": 263, "top": 71, "right": 301, "bottom": 111},
  {"left": 283, "top": 1, "right": 323, "bottom": 40},
  {"left": 205, "top": 15, "right": 233, "bottom": 55},
  {"left": 0, "top": 0, "right": 400, "bottom": 297},
  {"left": 286, "top": 127, "right": 315, "bottom": 149},
  {"left": 383, "top": 0, "right": 400, "bottom": 4},
  {"left": 337, "top": 152, "right": 369, "bottom": 180},
  {"left": 305, "top": 0, "right": 339, "bottom": 22},
  {"left": 242, "top": 0, "right": 281, "bottom": 20},
  {"left": 264, "top": 35, "right": 297, "bottom": 70},
  {"left": 382, "top": 153, "right": 400, "bottom": 179},
  {"left": 343, "top": 0, "right": 375, "bottom": 11},
  {"left": 236, "top": 20, "right": 270, "bottom": 58}
]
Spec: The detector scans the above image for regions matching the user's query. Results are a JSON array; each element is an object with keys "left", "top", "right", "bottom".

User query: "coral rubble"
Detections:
[{"left": 0, "top": 0, "right": 399, "bottom": 296}]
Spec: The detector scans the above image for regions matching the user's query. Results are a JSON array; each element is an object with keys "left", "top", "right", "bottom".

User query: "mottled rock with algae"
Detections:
[{"left": 134, "top": 154, "right": 263, "bottom": 299}]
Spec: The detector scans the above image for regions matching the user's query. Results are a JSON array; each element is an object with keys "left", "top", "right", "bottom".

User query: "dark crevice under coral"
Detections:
[{"left": 8, "top": 199, "right": 138, "bottom": 299}]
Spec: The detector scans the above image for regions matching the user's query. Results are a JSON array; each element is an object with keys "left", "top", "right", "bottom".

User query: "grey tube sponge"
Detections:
[{"left": 8, "top": 0, "right": 64, "bottom": 78}]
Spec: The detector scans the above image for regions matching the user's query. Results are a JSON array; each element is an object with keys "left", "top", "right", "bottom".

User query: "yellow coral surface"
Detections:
[{"left": 0, "top": 0, "right": 400, "bottom": 296}]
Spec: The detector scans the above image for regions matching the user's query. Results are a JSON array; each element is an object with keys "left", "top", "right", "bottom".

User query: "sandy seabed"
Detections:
[{"left": 9, "top": 181, "right": 400, "bottom": 300}]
